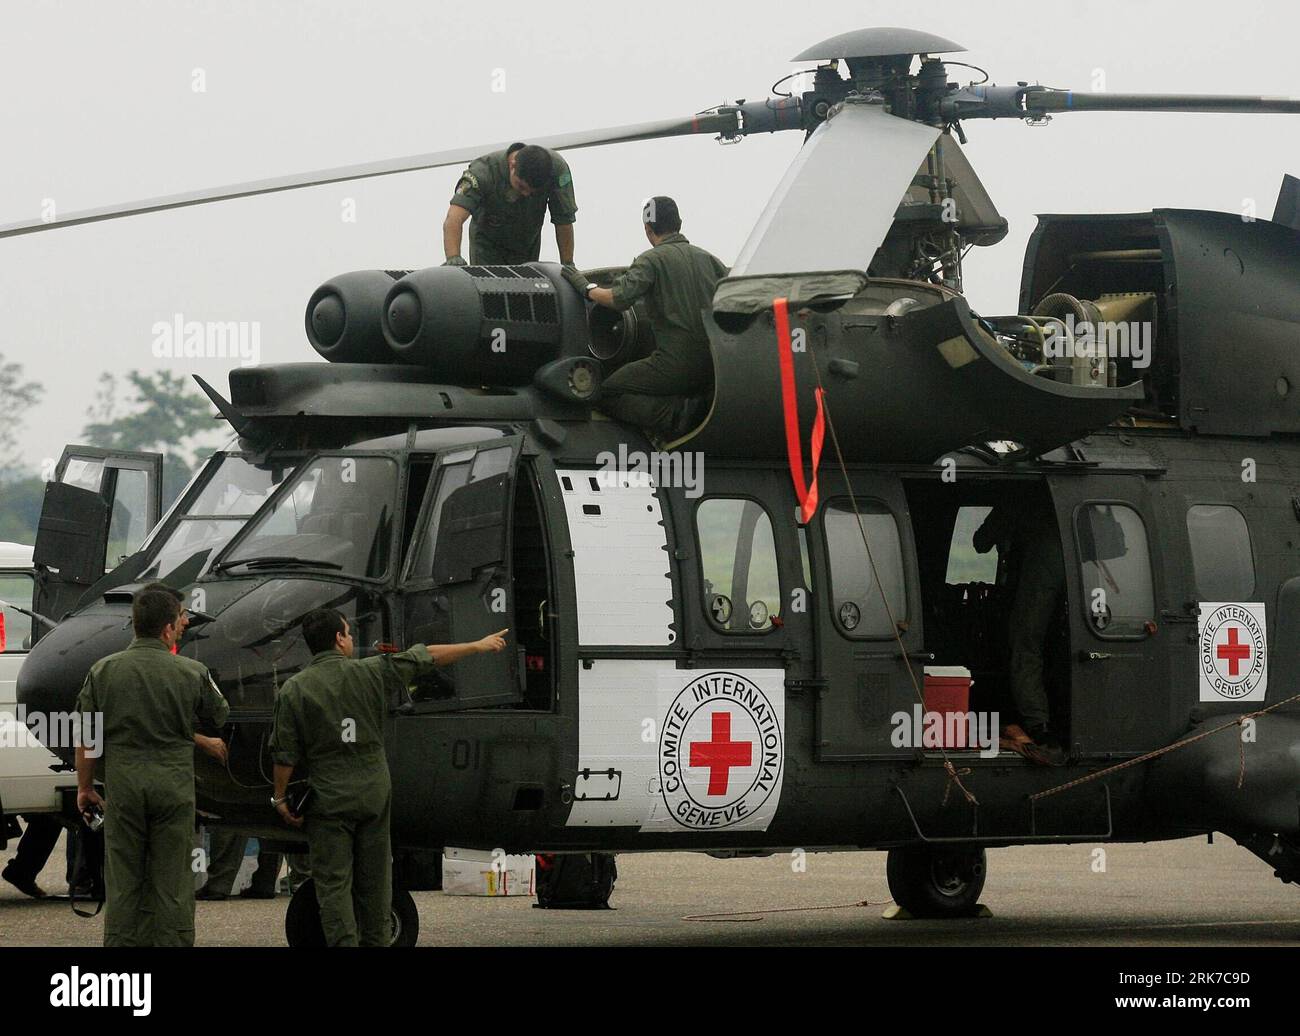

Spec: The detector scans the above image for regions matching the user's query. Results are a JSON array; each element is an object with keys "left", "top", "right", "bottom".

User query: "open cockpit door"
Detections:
[
  {"left": 31, "top": 446, "right": 163, "bottom": 629},
  {"left": 399, "top": 435, "right": 524, "bottom": 711}
]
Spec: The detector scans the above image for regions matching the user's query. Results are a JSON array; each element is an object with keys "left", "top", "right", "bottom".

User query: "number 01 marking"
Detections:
[{"left": 451, "top": 738, "right": 481, "bottom": 770}]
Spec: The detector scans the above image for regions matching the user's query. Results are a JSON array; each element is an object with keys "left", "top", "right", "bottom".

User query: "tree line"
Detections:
[{"left": 0, "top": 352, "right": 221, "bottom": 544}]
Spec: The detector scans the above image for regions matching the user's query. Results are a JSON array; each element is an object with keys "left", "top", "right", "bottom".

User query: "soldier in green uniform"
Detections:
[
  {"left": 566, "top": 196, "right": 728, "bottom": 443},
  {"left": 442, "top": 142, "right": 577, "bottom": 266},
  {"left": 974, "top": 502, "right": 1067, "bottom": 765},
  {"left": 269, "top": 609, "right": 507, "bottom": 947},
  {"left": 75, "top": 587, "right": 230, "bottom": 946}
]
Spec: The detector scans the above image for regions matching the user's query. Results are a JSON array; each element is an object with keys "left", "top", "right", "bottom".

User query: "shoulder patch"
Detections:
[
  {"left": 556, "top": 170, "right": 572, "bottom": 188},
  {"left": 457, "top": 171, "right": 480, "bottom": 193}
]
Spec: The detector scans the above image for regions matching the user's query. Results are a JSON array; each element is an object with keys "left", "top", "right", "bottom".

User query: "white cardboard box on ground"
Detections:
[{"left": 442, "top": 847, "right": 536, "bottom": 897}]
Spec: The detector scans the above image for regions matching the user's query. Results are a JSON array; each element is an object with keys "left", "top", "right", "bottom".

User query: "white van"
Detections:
[{"left": 0, "top": 541, "right": 78, "bottom": 822}]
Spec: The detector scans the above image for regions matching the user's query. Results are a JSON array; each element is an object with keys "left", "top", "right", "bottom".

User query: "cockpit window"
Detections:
[
  {"left": 222, "top": 456, "right": 399, "bottom": 578},
  {"left": 137, "top": 455, "right": 296, "bottom": 582}
]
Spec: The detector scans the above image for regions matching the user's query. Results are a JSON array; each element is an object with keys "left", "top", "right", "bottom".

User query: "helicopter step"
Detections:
[{"left": 891, "top": 782, "right": 1114, "bottom": 844}]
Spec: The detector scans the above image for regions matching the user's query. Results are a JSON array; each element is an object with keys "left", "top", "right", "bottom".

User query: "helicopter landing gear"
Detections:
[
  {"left": 389, "top": 888, "right": 420, "bottom": 946},
  {"left": 1231, "top": 831, "right": 1300, "bottom": 887},
  {"left": 885, "top": 845, "right": 987, "bottom": 918},
  {"left": 285, "top": 879, "right": 420, "bottom": 947}
]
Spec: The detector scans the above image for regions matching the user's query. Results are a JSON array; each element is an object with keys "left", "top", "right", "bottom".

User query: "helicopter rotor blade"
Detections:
[
  {"left": 944, "top": 85, "right": 1300, "bottom": 122},
  {"left": 730, "top": 102, "right": 939, "bottom": 277},
  {"left": 0, "top": 109, "right": 781, "bottom": 242}
]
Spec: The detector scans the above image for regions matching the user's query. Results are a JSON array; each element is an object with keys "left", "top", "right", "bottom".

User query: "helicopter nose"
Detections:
[
  {"left": 17, "top": 609, "right": 134, "bottom": 763},
  {"left": 386, "top": 288, "right": 423, "bottom": 345},
  {"left": 309, "top": 291, "right": 346, "bottom": 347}
]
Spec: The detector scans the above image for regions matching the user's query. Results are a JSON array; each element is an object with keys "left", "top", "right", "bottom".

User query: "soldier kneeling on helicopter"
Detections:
[{"left": 564, "top": 196, "right": 728, "bottom": 445}]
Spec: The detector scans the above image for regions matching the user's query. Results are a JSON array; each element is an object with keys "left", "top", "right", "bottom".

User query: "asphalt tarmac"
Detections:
[{"left": 2, "top": 831, "right": 1298, "bottom": 947}]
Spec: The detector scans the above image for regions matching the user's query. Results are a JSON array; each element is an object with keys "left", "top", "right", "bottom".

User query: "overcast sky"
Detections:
[{"left": 1, "top": 0, "right": 1298, "bottom": 476}]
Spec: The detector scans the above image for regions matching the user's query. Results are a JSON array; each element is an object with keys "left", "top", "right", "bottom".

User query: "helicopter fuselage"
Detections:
[{"left": 19, "top": 410, "right": 1300, "bottom": 867}]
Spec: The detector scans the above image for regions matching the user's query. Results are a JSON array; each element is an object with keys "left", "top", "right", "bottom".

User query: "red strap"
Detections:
[
  {"left": 774, "top": 297, "right": 826, "bottom": 524},
  {"left": 805, "top": 387, "right": 825, "bottom": 524}
]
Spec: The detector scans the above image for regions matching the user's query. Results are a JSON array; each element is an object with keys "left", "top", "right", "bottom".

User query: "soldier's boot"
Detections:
[{"left": 2, "top": 814, "right": 62, "bottom": 896}]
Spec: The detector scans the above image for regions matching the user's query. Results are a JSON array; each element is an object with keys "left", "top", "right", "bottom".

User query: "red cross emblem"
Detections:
[
  {"left": 689, "top": 712, "right": 753, "bottom": 796},
  {"left": 1216, "top": 626, "right": 1252, "bottom": 677}
]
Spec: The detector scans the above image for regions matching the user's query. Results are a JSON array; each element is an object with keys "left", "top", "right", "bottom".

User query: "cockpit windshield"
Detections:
[
  {"left": 218, "top": 456, "right": 399, "bottom": 579},
  {"left": 137, "top": 454, "right": 298, "bottom": 583}
]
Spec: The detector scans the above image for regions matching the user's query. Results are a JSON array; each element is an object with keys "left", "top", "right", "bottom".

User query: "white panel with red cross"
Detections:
[
  {"left": 642, "top": 669, "right": 786, "bottom": 834},
  {"left": 566, "top": 662, "right": 786, "bottom": 834},
  {"left": 1197, "top": 602, "right": 1268, "bottom": 703}
]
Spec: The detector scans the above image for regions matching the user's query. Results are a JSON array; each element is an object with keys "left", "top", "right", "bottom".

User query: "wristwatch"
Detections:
[
  {"left": 271, "top": 795, "right": 287, "bottom": 807},
  {"left": 584, "top": 283, "right": 597, "bottom": 300}
]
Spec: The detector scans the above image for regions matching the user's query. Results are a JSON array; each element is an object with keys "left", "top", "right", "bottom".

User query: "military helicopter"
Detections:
[{"left": 9, "top": 26, "right": 1300, "bottom": 946}]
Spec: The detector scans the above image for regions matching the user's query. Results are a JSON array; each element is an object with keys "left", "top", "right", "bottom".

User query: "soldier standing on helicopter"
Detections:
[{"left": 442, "top": 143, "right": 577, "bottom": 266}]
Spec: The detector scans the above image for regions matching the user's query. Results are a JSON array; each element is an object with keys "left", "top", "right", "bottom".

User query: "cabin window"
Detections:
[
  {"left": 696, "top": 498, "right": 781, "bottom": 632},
  {"left": 1187, "top": 505, "right": 1254, "bottom": 600},
  {"left": 138, "top": 455, "right": 295, "bottom": 582},
  {"left": 945, "top": 505, "right": 998, "bottom": 585},
  {"left": 0, "top": 571, "right": 35, "bottom": 653},
  {"left": 408, "top": 445, "right": 514, "bottom": 579},
  {"left": 105, "top": 467, "right": 152, "bottom": 567},
  {"left": 823, "top": 500, "right": 906, "bottom": 638},
  {"left": 1075, "top": 503, "right": 1155, "bottom": 637},
  {"left": 223, "top": 456, "right": 398, "bottom": 579}
]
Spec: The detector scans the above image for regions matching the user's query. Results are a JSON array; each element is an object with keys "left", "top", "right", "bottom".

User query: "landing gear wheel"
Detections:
[
  {"left": 285, "top": 879, "right": 421, "bottom": 947},
  {"left": 886, "top": 846, "right": 986, "bottom": 918},
  {"left": 390, "top": 888, "right": 419, "bottom": 947}
]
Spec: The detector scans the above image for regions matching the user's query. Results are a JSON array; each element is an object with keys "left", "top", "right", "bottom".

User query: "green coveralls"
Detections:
[
  {"left": 974, "top": 504, "right": 1065, "bottom": 734},
  {"left": 450, "top": 143, "right": 577, "bottom": 265},
  {"left": 601, "top": 232, "right": 729, "bottom": 440},
  {"left": 76, "top": 638, "right": 229, "bottom": 947},
  {"left": 268, "top": 646, "right": 433, "bottom": 947}
]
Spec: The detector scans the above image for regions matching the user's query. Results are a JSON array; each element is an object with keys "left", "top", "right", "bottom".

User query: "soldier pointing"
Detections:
[{"left": 269, "top": 610, "right": 507, "bottom": 947}]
